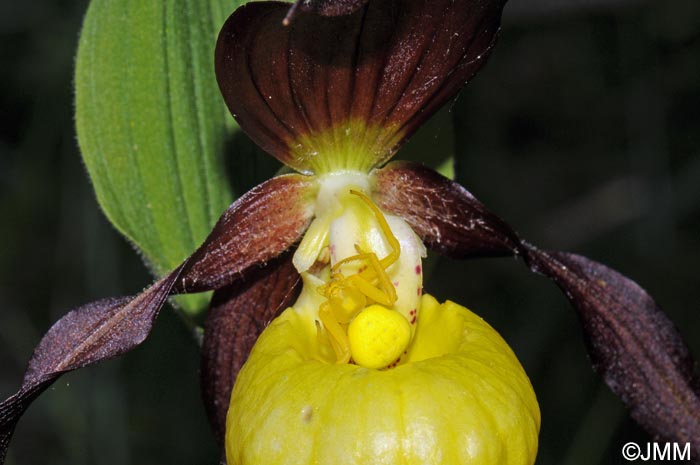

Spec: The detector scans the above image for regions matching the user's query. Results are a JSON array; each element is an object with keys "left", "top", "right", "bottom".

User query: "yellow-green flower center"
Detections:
[{"left": 289, "top": 120, "right": 403, "bottom": 175}]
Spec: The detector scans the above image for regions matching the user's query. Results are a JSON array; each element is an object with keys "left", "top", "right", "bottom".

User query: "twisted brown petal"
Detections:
[
  {"left": 372, "top": 161, "right": 700, "bottom": 449},
  {"left": 201, "top": 252, "right": 301, "bottom": 446},
  {"left": 524, "top": 247, "right": 700, "bottom": 451},
  {"left": 216, "top": 0, "right": 506, "bottom": 174},
  {"left": 0, "top": 175, "right": 316, "bottom": 464},
  {"left": 0, "top": 271, "right": 181, "bottom": 464}
]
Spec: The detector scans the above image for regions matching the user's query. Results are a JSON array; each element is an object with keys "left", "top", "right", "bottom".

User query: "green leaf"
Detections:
[{"left": 75, "top": 0, "right": 245, "bottom": 312}]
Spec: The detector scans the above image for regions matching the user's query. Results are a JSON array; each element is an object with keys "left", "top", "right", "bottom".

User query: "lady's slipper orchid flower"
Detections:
[{"left": 1, "top": 0, "right": 699, "bottom": 464}]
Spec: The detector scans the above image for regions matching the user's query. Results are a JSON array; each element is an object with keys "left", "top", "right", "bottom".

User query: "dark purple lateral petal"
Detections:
[
  {"left": 0, "top": 269, "right": 182, "bottom": 464},
  {"left": 0, "top": 175, "right": 315, "bottom": 463},
  {"left": 175, "top": 174, "right": 315, "bottom": 293},
  {"left": 523, "top": 247, "right": 700, "bottom": 450},
  {"left": 374, "top": 162, "right": 700, "bottom": 447},
  {"left": 216, "top": 0, "right": 506, "bottom": 174},
  {"left": 201, "top": 252, "right": 301, "bottom": 446},
  {"left": 371, "top": 161, "right": 520, "bottom": 257}
]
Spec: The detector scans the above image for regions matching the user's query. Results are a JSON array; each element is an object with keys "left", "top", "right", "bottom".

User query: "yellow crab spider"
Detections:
[
  {"left": 326, "top": 251, "right": 397, "bottom": 306},
  {"left": 317, "top": 189, "right": 405, "bottom": 365}
]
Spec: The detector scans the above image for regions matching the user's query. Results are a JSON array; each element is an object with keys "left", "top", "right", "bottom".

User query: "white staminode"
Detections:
[{"left": 291, "top": 171, "right": 426, "bottom": 366}]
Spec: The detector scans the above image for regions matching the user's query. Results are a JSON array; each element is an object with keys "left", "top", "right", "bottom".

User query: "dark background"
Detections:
[{"left": 1, "top": 0, "right": 698, "bottom": 464}]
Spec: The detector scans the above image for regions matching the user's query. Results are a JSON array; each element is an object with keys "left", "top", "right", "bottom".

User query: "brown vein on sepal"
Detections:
[
  {"left": 175, "top": 174, "right": 316, "bottom": 293},
  {"left": 216, "top": 0, "right": 506, "bottom": 173}
]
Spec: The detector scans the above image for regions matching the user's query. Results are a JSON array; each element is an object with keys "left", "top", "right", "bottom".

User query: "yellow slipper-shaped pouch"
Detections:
[{"left": 225, "top": 294, "right": 540, "bottom": 465}]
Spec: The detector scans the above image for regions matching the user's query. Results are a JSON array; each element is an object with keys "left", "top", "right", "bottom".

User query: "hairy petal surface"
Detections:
[
  {"left": 201, "top": 252, "right": 301, "bottom": 446},
  {"left": 372, "top": 162, "right": 700, "bottom": 448},
  {"left": 175, "top": 174, "right": 316, "bottom": 293},
  {"left": 0, "top": 175, "right": 315, "bottom": 464},
  {"left": 286, "top": 0, "right": 368, "bottom": 22},
  {"left": 216, "top": 0, "right": 506, "bottom": 174},
  {"left": 372, "top": 161, "right": 520, "bottom": 257}
]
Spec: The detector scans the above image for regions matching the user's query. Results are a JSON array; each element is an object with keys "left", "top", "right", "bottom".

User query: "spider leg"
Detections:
[
  {"left": 350, "top": 189, "right": 401, "bottom": 269},
  {"left": 319, "top": 301, "right": 351, "bottom": 364},
  {"left": 332, "top": 252, "right": 377, "bottom": 275},
  {"left": 315, "top": 190, "right": 406, "bottom": 365},
  {"left": 346, "top": 253, "right": 397, "bottom": 307}
]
